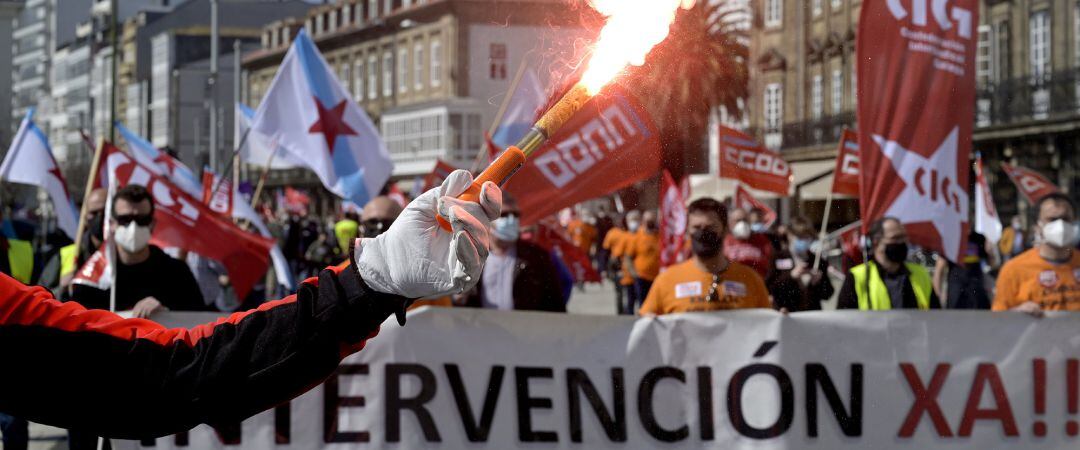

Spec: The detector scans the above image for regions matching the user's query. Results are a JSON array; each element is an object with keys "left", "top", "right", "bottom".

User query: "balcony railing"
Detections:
[
  {"left": 977, "top": 69, "right": 1080, "bottom": 128},
  {"left": 779, "top": 112, "right": 855, "bottom": 150}
]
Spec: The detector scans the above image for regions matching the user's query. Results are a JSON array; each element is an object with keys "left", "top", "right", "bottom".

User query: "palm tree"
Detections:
[{"left": 619, "top": 0, "right": 750, "bottom": 181}]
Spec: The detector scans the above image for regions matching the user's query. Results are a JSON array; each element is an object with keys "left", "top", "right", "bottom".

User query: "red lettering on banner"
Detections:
[
  {"left": 957, "top": 364, "right": 1018, "bottom": 437},
  {"left": 898, "top": 363, "right": 953, "bottom": 438}
]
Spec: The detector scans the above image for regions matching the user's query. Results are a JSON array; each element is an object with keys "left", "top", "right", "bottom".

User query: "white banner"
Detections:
[{"left": 115, "top": 309, "right": 1080, "bottom": 449}]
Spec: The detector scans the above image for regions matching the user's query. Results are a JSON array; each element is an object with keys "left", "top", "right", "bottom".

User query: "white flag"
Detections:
[
  {"left": 0, "top": 109, "right": 79, "bottom": 239},
  {"left": 236, "top": 103, "right": 302, "bottom": 170},
  {"left": 251, "top": 29, "right": 393, "bottom": 206},
  {"left": 974, "top": 155, "right": 1002, "bottom": 245}
]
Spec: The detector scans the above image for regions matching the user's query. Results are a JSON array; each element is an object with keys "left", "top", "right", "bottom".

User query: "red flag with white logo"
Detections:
[
  {"left": 974, "top": 155, "right": 1002, "bottom": 245},
  {"left": 423, "top": 159, "right": 458, "bottom": 192},
  {"left": 856, "top": 0, "right": 978, "bottom": 262},
  {"left": 283, "top": 187, "right": 311, "bottom": 214},
  {"left": 733, "top": 185, "right": 777, "bottom": 227},
  {"left": 504, "top": 87, "right": 662, "bottom": 226},
  {"left": 387, "top": 184, "right": 408, "bottom": 208},
  {"left": 831, "top": 129, "right": 860, "bottom": 196},
  {"left": 718, "top": 126, "right": 791, "bottom": 196},
  {"left": 71, "top": 244, "right": 111, "bottom": 290},
  {"left": 659, "top": 170, "right": 689, "bottom": 268},
  {"left": 529, "top": 222, "right": 601, "bottom": 283},
  {"left": 1001, "top": 163, "right": 1061, "bottom": 205},
  {"left": 103, "top": 143, "right": 274, "bottom": 300},
  {"left": 201, "top": 171, "right": 234, "bottom": 216}
]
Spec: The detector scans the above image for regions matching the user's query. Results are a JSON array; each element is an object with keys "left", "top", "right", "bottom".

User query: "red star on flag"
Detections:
[{"left": 308, "top": 97, "right": 357, "bottom": 154}]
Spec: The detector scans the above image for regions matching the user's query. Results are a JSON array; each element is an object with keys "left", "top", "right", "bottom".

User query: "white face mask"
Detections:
[
  {"left": 627, "top": 220, "right": 641, "bottom": 232},
  {"left": 491, "top": 215, "right": 520, "bottom": 242},
  {"left": 732, "top": 221, "right": 751, "bottom": 240},
  {"left": 1041, "top": 219, "right": 1080, "bottom": 249},
  {"left": 114, "top": 222, "right": 152, "bottom": 253}
]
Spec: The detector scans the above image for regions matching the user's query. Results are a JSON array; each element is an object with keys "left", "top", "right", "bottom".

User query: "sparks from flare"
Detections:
[{"left": 579, "top": 0, "right": 696, "bottom": 95}]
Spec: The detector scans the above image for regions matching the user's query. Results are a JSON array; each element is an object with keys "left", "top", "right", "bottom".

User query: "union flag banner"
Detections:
[
  {"left": 504, "top": 87, "right": 662, "bottom": 225},
  {"left": 718, "top": 126, "right": 791, "bottom": 196},
  {"left": 733, "top": 185, "right": 777, "bottom": 227},
  {"left": 530, "top": 223, "right": 601, "bottom": 283},
  {"left": 659, "top": 170, "right": 688, "bottom": 268},
  {"left": 1001, "top": 163, "right": 1061, "bottom": 205},
  {"left": 831, "top": 129, "right": 860, "bottom": 196},
  {"left": 103, "top": 143, "right": 274, "bottom": 300},
  {"left": 201, "top": 171, "right": 234, "bottom": 216},
  {"left": 423, "top": 159, "right": 458, "bottom": 192},
  {"left": 856, "top": 0, "right": 978, "bottom": 262}
]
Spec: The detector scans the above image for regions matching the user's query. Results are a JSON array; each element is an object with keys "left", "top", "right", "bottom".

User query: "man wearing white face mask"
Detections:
[
  {"left": 994, "top": 193, "right": 1080, "bottom": 314},
  {"left": 724, "top": 207, "right": 774, "bottom": 279},
  {"left": 69, "top": 185, "right": 205, "bottom": 319},
  {"left": 457, "top": 194, "right": 565, "bottom": 312}
]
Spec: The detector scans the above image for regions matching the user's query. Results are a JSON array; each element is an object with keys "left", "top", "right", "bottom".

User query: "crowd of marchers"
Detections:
[{"left": 0, "top": 183, "right": 1077, "bottom": 449}]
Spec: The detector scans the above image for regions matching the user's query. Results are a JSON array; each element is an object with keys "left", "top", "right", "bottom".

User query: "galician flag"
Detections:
[
  {"left": 251, "top": 29, "right": 392, "bottom": 205},
  {"left": 973, "top": 154, "right": 1002, "bottom": 245},
  {"left": 236, "top": 102, "right": 302, "bottom": 169},
  {"left": 0, "top": 109, "right": 79, "bottom": 239},
  {"left": 490, "top": 69, "right": 546, "bottom": 152}
]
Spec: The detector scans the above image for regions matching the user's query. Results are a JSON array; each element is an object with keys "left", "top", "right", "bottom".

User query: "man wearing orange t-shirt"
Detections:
[
  {"left": 567, "top": 215, "right": 598, "bottom": 258},
  {"left": 994, "top": 193, "right": 1080, "bottom": 314},
  {"left": 641, "top": 198, "right": 770, "bottom": 315},
  {"left": 626, "top": 210, "right": 661, "bottom": 310}
]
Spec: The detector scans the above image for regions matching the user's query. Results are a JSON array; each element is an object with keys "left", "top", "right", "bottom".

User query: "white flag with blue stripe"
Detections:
[
  {"left": 0, "top": 109, "right": 79, "bottom": 239},
  {"left": 250, "top": 29, "right": 392, "bottom": 206},
  {"left": 235, "top": 103, "right": 302, "bottom": 170}
]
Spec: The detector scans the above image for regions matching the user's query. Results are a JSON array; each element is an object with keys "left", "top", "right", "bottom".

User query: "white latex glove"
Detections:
[{"left": 354, "top": 170, "right": 502, "bottom": 298}]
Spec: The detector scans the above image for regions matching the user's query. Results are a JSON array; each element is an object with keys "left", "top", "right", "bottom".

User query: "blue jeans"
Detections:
[
  {"left": 632, "top": 278, "right": 653, "bottom": 314},
  {"left": 0, "top": 412, "right": 28, "bottom": 450}
]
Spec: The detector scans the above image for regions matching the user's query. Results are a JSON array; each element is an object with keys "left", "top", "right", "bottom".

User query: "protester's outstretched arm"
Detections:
[
  {"left": 0, "top": 265, "right": 405, "bottom": 439},
  {"left": 0, "top": 170, "right": 500, "bottom": 440}
]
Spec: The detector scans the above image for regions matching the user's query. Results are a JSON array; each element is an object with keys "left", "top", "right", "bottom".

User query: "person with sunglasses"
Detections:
[
  {"left": 0, "top": 170, "right": 501, "bottom": 440},
  {"left": 69, "top": 185, "right": 206, "bottom": 321}
]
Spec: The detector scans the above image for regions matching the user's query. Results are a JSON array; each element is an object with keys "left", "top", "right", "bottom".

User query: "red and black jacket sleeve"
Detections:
[{"left": 0, "top": 264, "right": 407, "bottom": 439}]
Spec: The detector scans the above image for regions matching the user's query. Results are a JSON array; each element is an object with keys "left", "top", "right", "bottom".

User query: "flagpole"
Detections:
[
  {"left": 812, "top": 189, "right": 833, "bottom": 271},
  {"left": 250, "top": 149, "right": 277, "bottom": 210},
  {"left": 72, "top": 139, "right": 106, "bottom": 279},
  {"left": 470, "top": 59, "right": 530, "bottom": 173}
]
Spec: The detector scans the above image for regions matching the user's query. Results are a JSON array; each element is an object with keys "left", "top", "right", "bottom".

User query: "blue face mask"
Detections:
[
  {"left": 793, "top": 238, "right": 812, "bottom": 255},
  {"left": 750, "top": 223, "right": 766, "bottom": 233},
  {"left": 491, "top": 215, "right": 520, "bottom": 242}
]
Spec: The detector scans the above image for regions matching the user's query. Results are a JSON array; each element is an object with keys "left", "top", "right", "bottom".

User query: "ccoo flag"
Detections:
[
  {"left": 251, "top": 29, "right": 392, "bottom": 206},
  {"left": 115, "top": 122, "right": 203, "bottom": 197},
  {"left": 0, "top": 109, "right": 79, "bottom": 239}
]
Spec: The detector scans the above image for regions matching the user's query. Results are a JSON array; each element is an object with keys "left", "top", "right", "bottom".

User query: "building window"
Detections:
[
  {"left": 831, "top": 69, "right": 842, "bottom": 113},
  {"left": 490, "top": 43, "right": 507, "bottom": 80},
  {"left": 414, "top": 43, "right": 425, "bottom": 91},
  {"left": 1029, "top": 11, "right": 1050, "bottom": 82},
  {"left": 339, "top": 63, "right": 351, "bottom": 93},
  {"left": 343, "top": 4, "right": 352, "bottom": 26},
  {"left": 1075, "top": 4, "right": 1080, "bottom": 67},
  {"left": 431, "top": 39, "right": 443, "bottom": 87},
  {"left": 976, "top": 24, "right": 994, "bottom": 86},
  {"left": 831, "top": 0, "right": 841, "bottom": 10},
  {"left": 812, "top": 0, "right": 821, "bottom": 17},
  {"left": 995, "top": 21, "right": 1010, "bottom": 82},
  {"left": 382, "top": 51, "right": 394, "bottom": 97},
  {"left": 764, "top": 83, "right": 782, "bottom": 149},
  {"left": 764, "top": 0, "right": 782, "bottom": 29},
  {"left": 315, "top": 15, "right": 324, "bottom": 34},
  {"left": 353, "top": 61, "right": 364, "bottom": 100},
  {"left": 398, "top": 47, "right": 409, "bottom": 93},
  {"left": 368, "top": 0, "right": 379, "bottom": 21},
  {"left": 367, "top": 54, "right": 377, "bottom": 100},
  {"left": 811, "top": 74, "right": 823, "bottom": 120}
]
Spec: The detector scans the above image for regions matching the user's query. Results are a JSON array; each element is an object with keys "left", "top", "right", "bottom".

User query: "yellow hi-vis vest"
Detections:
[
  {"left": 59, "top": 243, "right": 78, "bottom": 279},
  {"left": 850, "top": 261, "right": 932, "bottom": 310},
  {"left": 6, "top": 239, "right": 33, "bottom": 284}
]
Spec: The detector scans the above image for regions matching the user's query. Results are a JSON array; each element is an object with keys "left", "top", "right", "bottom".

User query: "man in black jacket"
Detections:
[
  {"left": 69, "top": 185, "right": 205, "bottom": 318},
  {"left": 0, "top": 170, "right": 501, "bottom": 440},
  {"left": 458, "top": 194, "right": 565, "bottom": 312}
]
